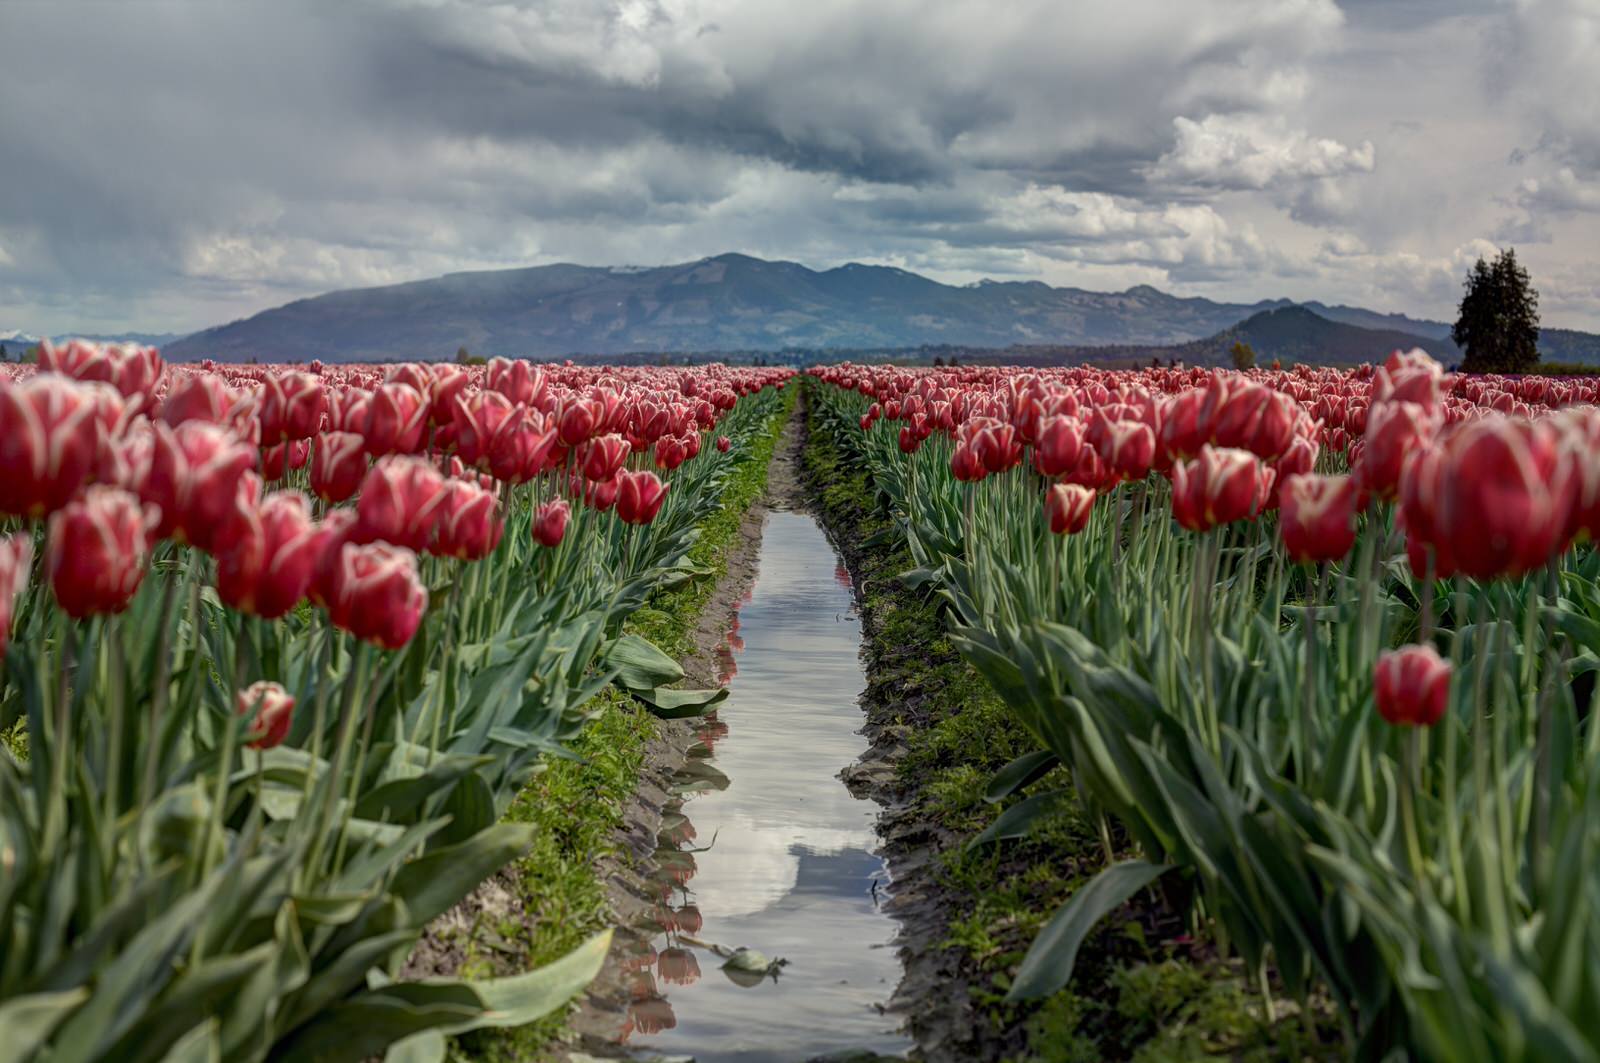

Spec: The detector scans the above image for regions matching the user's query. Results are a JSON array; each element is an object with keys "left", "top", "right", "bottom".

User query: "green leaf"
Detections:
[
  {"left": 1006, "top": 860, "right": 1172, "bottom": 1001},
  {"left": 390, "top": 823, "right": 536, "bottom": 926},
  {"left": 983, "top": 749, "right": 1058, "bottom": 804},
  {"left": 603, "top": 634, "right": 684, "bottom": 690},
  {"left": 0, "top": 988, "right": 89, "bottom": 1058},
  {"left": 627, "top": 685, "right": 730, "bottom": 718},
  {"left": 968, "top": 789, "right": 1073, "bottom": 851}
]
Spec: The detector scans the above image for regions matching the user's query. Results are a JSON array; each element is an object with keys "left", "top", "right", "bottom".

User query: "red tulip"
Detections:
[
  {"left": 1372, "top": 348, "right": 1445, "bottom": 413},
  {"left": 258, "top": 371, "right": 326, "bottom": 445},
  {"left": 1033, "top": 415, "right": 1084, "bottom": 477},
  {"left": 487, "top": 409, "right": 558, "bottom": 485},
  {"left": 653, "top": 435, "right": 689, "bottom": 472},
  {"left": 428, "top": 364, "right": 470, "bottom": 426},
  {"left": 485, "top": 357, "right": 538, "bottom": 407},
  {"left": 431, "top": 479, "right": 503, "bottom": 561},
  {"left": 354, "top": 456, "right": 449, "bottom": 552},
  {"left": 236, "top": 680, "right": 295, "bottom": 750},
  {"left": 261, "top": 439, "right": 310, "bottom": 481},
  {"left": 1044, "top": 482, "right": 1095, "bottom": 535},
  {"left": 1420, "top": 416, "right": 1578, "bottom": 580},
  {"left": 1096, "top": 419, "right": 1156, "bottom": 482},
  {"left": 1374, "top": 645, "right": 1451, "bottom": 727},
  {"left": 362, "top": 382, "right": 428, "bottom": 456},
  {"left": 1171, "top": 446, "right": 1269, "bottom": 532},
  {"left": 40, "top": 340, "right": 164, "bottom": 409},
  {"left": 1208, "top": 382, "right": 1298, "bottom": 461},
  {"left": 47, "top": 486, "right": 153, "bottom": 618},
  {"left": 307, "top": 509, "right": 358, "bottom": 610},
  {"left": 143, "top": 421, "right": 258, "bottom": 551},
  {"left": 1355, "top": 401, "right": 1439, "bottom": 501},
  {"left": 533, "top": 498, "right": 571, "bottom": 548},
  {"left": 326, "top": 387, "right": 373, "bottom": 432},
  {"left": 616, "top": 470, "right": 670, "bottom": 525},
  {"left": 310, "top": 431, "right": 368, "bottom": 503},
  {"left": 573, "top": 475, "right": 620, "bottom": 512},
  {"left": 160, "top": 373, "right": 236, "bottom": 427},
  {"left": 1157, "top": 388, "right": 1206, "bottom": 465},
  {"left": 1278, "top": 473, "right": 1359, "bottom": 564},
  {"left": 0, "top": 534, "right": 32, "bottom": 661},
  {"left": 451, "top": 390, "right": 516, "bottom": 470},
  {"left": 323, "top": 541, "right": 429, "bottom": 649},
  {"left": 558, "top": 396, "right": 604, "bottom": 447},
  {"left": 715, "top": 435, "right": 731, "bottom": 453},
  {"left": 0, "top": 375, "right": 103, "bottom": 518},
  {"left": 216, "top": 491, "right": 320, "bottom": 619}
]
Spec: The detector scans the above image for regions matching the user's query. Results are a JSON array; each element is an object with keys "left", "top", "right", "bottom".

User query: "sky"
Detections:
[{"left": 2, "top": 0, "right": 1598, "bottom": 336}]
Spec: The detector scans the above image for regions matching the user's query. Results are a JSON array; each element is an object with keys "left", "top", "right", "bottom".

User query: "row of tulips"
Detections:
[
  {"left": 811, "top": 353, "right": 1600, "bottom": 1062},
  {"left": 0, "top": 340, "right": 793, "bottom": 1063}
]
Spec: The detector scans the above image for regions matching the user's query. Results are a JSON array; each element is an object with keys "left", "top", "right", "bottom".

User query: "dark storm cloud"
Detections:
[{"left": 1, "top": 0, "right": 1597, "bottom": 332}]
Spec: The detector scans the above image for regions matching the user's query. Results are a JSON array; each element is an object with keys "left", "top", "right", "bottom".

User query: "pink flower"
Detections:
[
  {"left": 236, "top": 680, "right": 295, "bottom": 749},
  {"left": 47, "top": 486, "right": 153, "bottom": 618}
]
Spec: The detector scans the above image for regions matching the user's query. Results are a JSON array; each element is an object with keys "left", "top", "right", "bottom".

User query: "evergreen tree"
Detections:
[
  {"left": 1452, "top": 248, "right": 1540, "bottom": 374},
  {"left": 1229, "top": 340, "right": 1257, "bottom": 371}
]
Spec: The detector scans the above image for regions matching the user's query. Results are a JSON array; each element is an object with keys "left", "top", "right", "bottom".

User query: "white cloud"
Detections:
[{"left": 1150, "top": 114, "right": 1375, "bottom": 190}]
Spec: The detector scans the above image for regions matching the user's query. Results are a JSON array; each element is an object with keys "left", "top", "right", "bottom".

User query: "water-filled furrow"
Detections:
[{"left": 614, "top": 510, "right": 908, "bottom": 1061}]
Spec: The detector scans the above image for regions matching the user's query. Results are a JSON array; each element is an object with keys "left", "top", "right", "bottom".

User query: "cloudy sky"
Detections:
[{"left": 2, "top": 0, "right": 1598, "bottom": 335}]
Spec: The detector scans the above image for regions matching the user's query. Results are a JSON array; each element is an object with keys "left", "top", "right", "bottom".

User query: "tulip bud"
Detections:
[
  {"left": 715, "top": 435, "right": 731, "bottom": 453},
  {"left": 261, "top": 439, "right": 310, "bottom": 482},
  {"left": 1044, "top": 482, "right": 1095, "bottom": 535},
  {"left": 1355, "top": 401, "right": 1439, "bottom": 501},
  {"left": 616, "top": 470, "right": 670, "bottom": 526},
  {"left": 47, "top": 486, "right": 153, "bottom": 618},
  {"left": 323, "top": 541, "right": 429, "bottom": 649},
  {"left": 486, "top": 357, "right": 537, "bottom": 407},
  {"left": 160, "top": 373, "right": 236, "bottom": 427},
  {"left": 1171, "top": 446, "right": 1268, "bottom": 532},
  {"left": 0, "top": 534, "right": 33, "bottom": 661},
  {"left": 236, "top": 680, "right": 295, "bottom": 749},
  {"left": 1033, "top": 416, "right": 1084, "bottom": 477},
  {"left": 143, "top": 421, "right": 258, "bottom": 552},
  {"left": 653, "top": 435, "right": 690, "bottom": 472},
  {"left": 558, "top": 397, "right": 604, "bottom": 447},
  {"left": 580, "top": 434, "right": 631, "bottom": 481},
  {"left": 431, "top": 479, "right": 503, "bottom": 561},
  {"left": 534, "top": 498, "right": 570, "bottom": 548},
  {"left": 1278, "top": 473, "right": 1359, "bottom": 564},
  {"left": 0, "top": 375, "right": 104, "bottom": 518},
  {"left": 310, "top": 431, "right": 369, "bottom": 503},
  {"left": 1374, "top": 645, "right": 1451, "bottom": 727},
  {"left": 1096, "top": 419, "right": 1156, "bottom": 482},
  {"left": 354, "top": 456, "right": 449, "bottom": 552},
  {"left": 362, "top": 382, "right": 428, "bottom": 457},
  {"left": 216, "top": 491, "right": 320, "bottom": 619},
  {"left": 258, "top": 372, "right": 326, "bottom": 445}
]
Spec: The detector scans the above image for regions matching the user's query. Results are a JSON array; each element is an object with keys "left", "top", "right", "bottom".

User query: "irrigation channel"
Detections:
[{"left": 604, "top": 506, "right": 909, "bottom": 1062}]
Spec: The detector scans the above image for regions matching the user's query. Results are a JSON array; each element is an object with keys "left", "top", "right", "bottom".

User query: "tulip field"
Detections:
[
  {"left": 0, "top": 342, "right": 793, "bottom": 1061},
  {"left": 809, "top": 353, "right": 1600, "bottom": 1061},
  {"left": 7, "top": 338, "right": 1600, "bottom": 1061}
]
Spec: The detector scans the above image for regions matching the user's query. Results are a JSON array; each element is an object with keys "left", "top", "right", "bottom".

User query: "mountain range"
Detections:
[{"left": 12, "top": 253, "right": 1600, "bottom": 366}]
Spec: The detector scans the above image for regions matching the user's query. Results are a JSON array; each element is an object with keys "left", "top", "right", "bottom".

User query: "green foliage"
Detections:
[
  {"left": 1229, "top": 340, "right": 1256, "bottom": 371},
  {"left": 1453, "top": 247, "right": 1541, "bottom": 373}
]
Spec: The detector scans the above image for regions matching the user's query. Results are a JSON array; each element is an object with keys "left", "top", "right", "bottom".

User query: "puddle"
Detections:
[{"left": 617, "top": 511, "right": 908, "bottom": 1061}]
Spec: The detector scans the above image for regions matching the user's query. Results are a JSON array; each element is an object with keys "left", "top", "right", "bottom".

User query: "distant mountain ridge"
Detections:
[{"left": 20, "top": 253, "right": 1599, "bottom": 365}]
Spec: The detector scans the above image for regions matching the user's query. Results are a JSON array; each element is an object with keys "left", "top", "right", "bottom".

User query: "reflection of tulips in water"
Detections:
[
  {"left": 617, "top": 939, "right": 658, "bottom": 973},
  {"left": 628, "top": 997, "right": 678, "bottom": 1036},
  {"left": 656, "top": 848, "right": 697, "bottom": 886},
  {"left": 696, "top": 713, "right": 731, "bottom": 756},
  {"left": 674, "top": 904, "right": 704, "bottom": 935},
  {"left": 659, "top": 810, "right": 697, "bottom": 847},
  {"left": 657, "top": 947, "right": 702, "bottom": 987}
]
